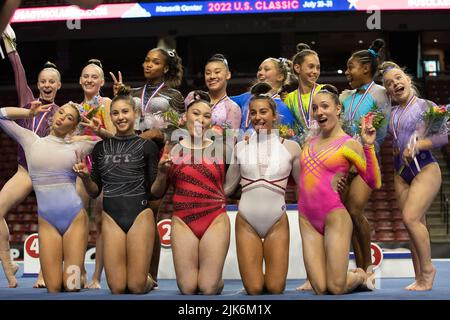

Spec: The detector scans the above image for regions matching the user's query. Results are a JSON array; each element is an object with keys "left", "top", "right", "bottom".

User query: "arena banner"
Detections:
[{"left": 11, "top": 1, "right": 450, "bottom": 23}]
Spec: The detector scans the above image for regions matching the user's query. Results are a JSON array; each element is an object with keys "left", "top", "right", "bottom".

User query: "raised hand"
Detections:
[
  {"left": 73, "top": 150, "right": 90, "bottom": 179},
  {"left": 80, "top": 114, "right": 102, "bottom": 135},
  {"left": 359, "top": 115, "right": 376, "bottom": 146},
  {"left": 29, "top": 101, "right": 53, "bottom": 117},
  {"left": 109, "top": 71, "right": 124, "bottom": 96},
  {"left": 158, "top": 141, "right": 173, "bottom": 174}
]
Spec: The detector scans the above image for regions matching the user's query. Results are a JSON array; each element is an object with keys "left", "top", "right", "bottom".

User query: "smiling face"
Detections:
[
  {"left": 142, "top": 49, "right": 167, "bottom": 83},
  {"left": 345, "top": 57, "right": 370, "bottom": 89},
  {"left": 185, "top": 101, "right": 212, "bottom": 138},
  {"left": 294, "top": 54, "right": 320, "bottom": 88},
  {"left": 79, "top": 64, "right": 104, "bottom": 97},
  {"left": 249, "top": 98, "right": 277, "bottom": 133},
  {"left": 256, "top": 59, "right": 284, "bottom": 90},
  {"left": 382, "top": 68, "right": 413, "bottom": 105},
  {"left": 52, "top": 104, "right": 80, "bottom": 136},
  {"left": 110, "top": 99, "right": 137, "bottom": 136},
  {"left": 312, "top": 92, "right": 341, "bottom": 133},
  {"left": 37, "top": 69, "right": 61, "bottom": 102},
  {"left": 204, "top": 61, "right": 230, "bottom": 93}
]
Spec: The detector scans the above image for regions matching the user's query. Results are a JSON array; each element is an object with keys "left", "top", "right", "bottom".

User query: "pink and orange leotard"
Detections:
[{"left": 298, "top": 134, "right": 381, "bottom": 234}]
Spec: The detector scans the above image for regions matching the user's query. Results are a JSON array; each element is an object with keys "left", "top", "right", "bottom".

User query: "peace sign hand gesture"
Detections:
[
  {"left": 80, "top": 115, "right": 102, "bottom": 135},
  {"left": 73, "top": 150, "right": 90, "bottom": 179},
  {"left": 109, "top": 71, "right": 124, "bottom": 96},
  {"left": 29, "top": 101, "right": 53, "bottom": 117}
]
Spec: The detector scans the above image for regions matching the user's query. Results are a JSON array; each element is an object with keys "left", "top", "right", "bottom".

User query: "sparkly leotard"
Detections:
[{"left": 169, "top": 144, "right": 226, "bottom": 239}]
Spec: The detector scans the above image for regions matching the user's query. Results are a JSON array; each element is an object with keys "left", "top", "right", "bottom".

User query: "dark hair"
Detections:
[
  {"left": 40, "top": 61, "right": 61, "bottom": 81},
  {"left": 86, "top": 58, "right": 102, "bottom": 69},
  {"left": 249, "top": 82, "right": 277, "bottom": 115},
  {"left": 111, "top": 86, "right": 136, "bottom": 110},
  {"left": 291, "top": 42, "right": 319, "bottom": 75},
  {"left": 185, "top": 90, "right": 211, "bottom": 110},
  {"left": 206, "top": 53, "right": 229, "bottom": 70},
  {"left": 316, "top": 84, "right": 340, "bottom": 106},
  {"left": 351, "top": 39, "right": 385, "bottom": 77},
  {"left": 151, "top": 48, "right": 184, "bottom": 88}
]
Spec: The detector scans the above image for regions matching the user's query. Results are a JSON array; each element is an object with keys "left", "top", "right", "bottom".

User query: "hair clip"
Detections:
[
  {"left": 167, "top": 49, "right": 176, "bottom": 58},
  {"left": 368, "top": 48, "right": 379, "bottom": 57},
  {"left": 278, "top": 57, "right": 288, "bottom": 64},
  {"left": 317, "top": 89, "right": 337, "bottom": 96}
]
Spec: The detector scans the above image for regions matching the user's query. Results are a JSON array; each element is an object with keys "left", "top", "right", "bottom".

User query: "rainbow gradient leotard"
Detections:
[{"left": 298, "top": 134, "right": 381, "bottom": 234}]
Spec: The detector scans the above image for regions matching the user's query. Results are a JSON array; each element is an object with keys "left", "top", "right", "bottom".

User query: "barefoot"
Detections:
[
  {"left": 355, "top": 268, "right": 375, "bottom": 291},
  {"left": 0, "top": 251, "right": 19, "bottom": 288},
  {"left": 5, "top": 262, "right": 19, "bottom": 288},
  {"left": 33, "top": 271, "right": 46, "bottom": 288},
  {"left": 412, "top": 265, "right": 436, "bottom": 291},
  {"left": 85, "top": 279, "right": 101, "bottom": 289},
  {"left": 145, "top": 274, "right": 157, "bottom": 292},
  {"left": 405, "top": 281, "right": 417, "bottom": 291},
  {"left": 296, "top": 279, "right": 313, "bottom": 291}
]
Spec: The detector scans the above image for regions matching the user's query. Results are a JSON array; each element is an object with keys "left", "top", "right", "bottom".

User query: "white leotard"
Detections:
[{"left": 229, "top": 132, "right": 294, "bottom": 237}]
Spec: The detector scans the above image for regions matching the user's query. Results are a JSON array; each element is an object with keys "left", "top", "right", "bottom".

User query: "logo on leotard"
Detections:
[{"left": 104, "top": 154, "right": 132, "bottom": 164}]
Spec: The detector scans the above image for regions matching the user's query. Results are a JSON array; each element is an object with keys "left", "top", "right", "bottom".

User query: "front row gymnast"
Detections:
[{"left": 0, "top": 65, "right": 447, "bottom": 294}]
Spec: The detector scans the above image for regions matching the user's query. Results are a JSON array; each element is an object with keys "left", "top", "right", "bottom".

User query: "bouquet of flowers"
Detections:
[
  {"left": 162, "top": 109, "right": 185, "bottom": 129},
  {"left": 277, "top": 124, "right": 296, "bottom": 139},
  {"left": 80, "top": 96, "right": 103, "bottom": 120},
  {"left": 418, "top": 103, "right": 450, "bottom": 136},
  {"left": 341, "top": 103, "right": 386, "bottom": 141}
]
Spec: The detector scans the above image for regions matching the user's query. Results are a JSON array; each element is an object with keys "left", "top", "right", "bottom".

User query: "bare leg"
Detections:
[
  {"left": 0, "top": 0, "right": 21, "bottom": 35},
  {"left": 38, "top": 217, "right": 63, "bottom": 293},
  {"left": 345, "top": 175, "right": 373, "bottom": 270},
  {"left": 235, "top": 214, "right": 264, "bottom": 295},
  {"left": 126, "top": 209, "right": 155, "bottom": 294},
  {"left": 298, "top": 216, "right": 327, "bottom": 295},
  {"left": 102, "top": 212, "right": 127, "bottom": 294},
  {"left": 62, "top": 210, "right": 88, "bottom": 291},
  {"left": 86, "top": 195, "right": 104, "bottom": 289},
  {"left": 394, "top": 174, "right": 418, "bottom": 290},
  {"left": 400, "top": 165, "right": 440, "bottom": 291},
  {"left": 325, "top": 209, "right": 367, "bottom": 294},
  {"left": 0, "top": 165, "right": 32, "bottom": 288},
  {"left": 149, "top": 198, "right": 163, "bottom": 284},
  {"left": 198, "top": 213, "right": 230, "bottom": 295},
  {"left": 171, "top": 216, "right": 199, "bottom": 294},
  {"left": 263, "top": 214, "right": 289, "bottom": 294}
]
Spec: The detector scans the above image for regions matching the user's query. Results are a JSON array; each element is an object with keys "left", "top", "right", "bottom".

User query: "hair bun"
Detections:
[
  {"left": 87, "top": 58, "right": 103, "bottom": 69},
  {"left": 116, "top": 85, "right": 132, "bottom": 96},
  {"left": 296, "top": 43, "right": 311, "bottom": 53},
  {"left": 250, "top": 82, "right": 272, "bottom": 96},
  {"left": 320, "top": 84, "right": 339, "bottom": 96},
  {"left": 43, "top": 61, "right": 58, "bottom": 70},
  {"left": 369, "top": 39, "right": 385, "bottom": 55},
  {"left": 192, "top": 90, "right": 210, "bottom": 103}
]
